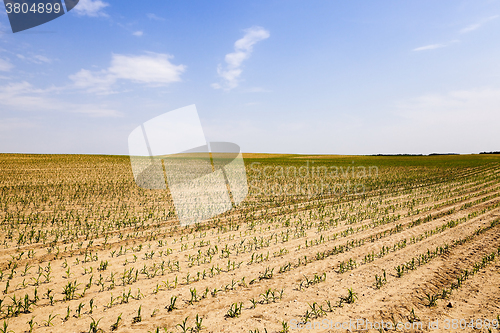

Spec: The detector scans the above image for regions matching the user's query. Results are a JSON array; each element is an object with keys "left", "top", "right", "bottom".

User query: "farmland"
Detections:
[{"left": 0, "top": 153, "right": 499, "bottom": 332}]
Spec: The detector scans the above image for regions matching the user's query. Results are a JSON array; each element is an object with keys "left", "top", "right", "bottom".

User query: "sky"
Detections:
[{"left": 0, "top": 0, "right": 499, "bottom": 155}]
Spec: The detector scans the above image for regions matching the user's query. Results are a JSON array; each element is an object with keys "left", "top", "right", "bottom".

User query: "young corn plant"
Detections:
[
  {"left": 76, "top": 302, "right": 85, "bottom": 317},
  {"left": 249, "top": 329, "right": 268, "bottom": 333},
  {"left": 250, "top": 298, "right": 258, "bottom": 309},
  {"left": 193, "top": 314, "right": 204, "bottom": 333},
  {"left": 305, "top": 302, "right": 326, "bottom": 320},
  {"left": 425, "top": 293, "right": 438, "bottom": 307},
  {"left": 189, "top": 288, "right": 200, "bottom": 304},
  {"left": 258, "top": 267, "right": 274, "bottom": 280},
  {"left": 394, "top": 265, "right": 404, "bottom": 278},
  {"left": 42, "top": 313, "right": 58, "bottom": 327},
  {"left": 62, "top": 281, "right": 79, "bottom": 301},
  {"left": 27, "top": 316, "right": 36, "bottom": 333},
  {"left": 132, "top": 306, "right": 142, "bottom": 323},
  {"left": 324, "top": 300, "right": 335, "bottom": 312},
  {"left": 408, "top": 308, "right": 420, "bottom": 323},
  {"left": 298, "top": 273, "right": 326, "bottom": 290},
  {"left": 374, "top": 270, "right": 387, "bottom": 289},
  {"left": 166, "top": 296, "right": 177, "bottom": 311},
  {"left": 63, "top": 306, "right": 71, "bottom": 321},
  {"left": 226, "top": 302, "right": 243, "bottom": 318},
  {"left": 279, "top": 320, "right": 290, "bottom": 333},
  {"left": 89, "top": 298, "right": 96, "bottom": 314},
  {"left": 177, "top": 317, "right": 190, "bottom": 333},
  {"left": 0, "top": 321, "right": 14, "bottom": 333},
  {"left": 340, "top": 288, "right": 357, "bottom": 304},
  {"left": 107, "top": 293, "right": 121, "bottom": 308},
  {"left": 110, "top": 313, "right": 122, "bottom": 331},
  {"left": 88, "top": 317, "right": 102, "bottom": 333}
]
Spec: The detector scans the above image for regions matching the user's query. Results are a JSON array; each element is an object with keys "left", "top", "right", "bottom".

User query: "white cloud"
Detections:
[
  {"left": 212, "top": 26, "right": 270, "bottom": 91},
  {"left": 132, "top": 31, "right": 143, "bottom": 37},
  {"left": 413, "top": 40, "right": 459, "bottom": 52},
  {"left": 70, "top": 53, "right": 186, "bottom": 93},
  {"left": 17, "top": 54, "right": 51, "bottom": 64},
  {"left": 147, "top": 13, "right": 165, "bottom": 21},
  {"left": 73, "top": 0, "right": 109, "bottom": 17},
  {"left": 388, "top": 87, "right": 500, "bottom": 153},
  {"left": 413, "top": 16, "right": 498, "bottom": 53},
  {"left": 461, "top": 23, "right": 481, "bottom": 33},
  {"left": 460, "top": 15, "right": 499, "bottom": 33},
  {"left": 0, "top": 81, "right": 120, "bottom": 117},
  {"left": 70, "top": 69, "right": 116, "bottom": 93},
  {"left": 109, "top": 53, "right": 185, "bottom": 83},
  {"left": 33, "top": 55, "right": 51, "bottom": 63},
  {"left": 395, "top": 87, "right": 500, "bottom": 124},
  {"left": 0, "top": 58, "right": 13, "bottom": 71},
  {"left": 413, "top": 43, "right": 446, "bottom": 51}
]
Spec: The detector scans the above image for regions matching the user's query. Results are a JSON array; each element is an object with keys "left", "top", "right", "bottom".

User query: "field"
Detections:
[{"left": 0, "top": 153, "right": 500, "bottom": 332}]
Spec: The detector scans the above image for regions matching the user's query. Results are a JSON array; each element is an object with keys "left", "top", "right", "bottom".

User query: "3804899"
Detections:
[
  {"left": 441, "top": 318, "right": 499, "bottom": 330},
  {"left": 5, "top": 2, "right": 62, "bottom": 14}
]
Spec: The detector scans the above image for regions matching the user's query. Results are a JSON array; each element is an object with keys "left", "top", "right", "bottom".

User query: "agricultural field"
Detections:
[{"left": 0, "top": 153, "right": 500, "bottom": 332}]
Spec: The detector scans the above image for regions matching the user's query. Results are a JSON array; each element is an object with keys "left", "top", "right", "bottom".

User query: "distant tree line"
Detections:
[
  {"left": 370, "top": 152, "right": 500, "bottom": 156},
  {"left": 371, "top": 154, "right": 424, "bottom": 156},
  {"left": 428, "top": 153, "right": 459, "bottom": 156}
]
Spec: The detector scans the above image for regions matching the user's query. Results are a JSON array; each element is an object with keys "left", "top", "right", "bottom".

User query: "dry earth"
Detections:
[{"left": 0, "top": 154, "right": 499, "bottom": 333}]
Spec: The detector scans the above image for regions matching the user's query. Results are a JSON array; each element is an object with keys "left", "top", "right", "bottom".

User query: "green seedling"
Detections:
[
  {"left": 132, "top": 305, "right": 142, "bottom": 323},
  {"left": 110, "top": 313, "right": 122, "bottom": 331},
  {"left": 226, "top": 302, "right": 243, "bottom": 318},
  {"left": 166, "top": 296, "right": 177, "bottom": 311}
]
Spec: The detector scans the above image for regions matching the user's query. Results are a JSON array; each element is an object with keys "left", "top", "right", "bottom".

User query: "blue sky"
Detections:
[{"left": 0, "top": 0, "right": 499, "bottom": 155}]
